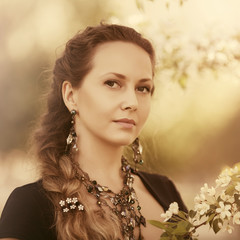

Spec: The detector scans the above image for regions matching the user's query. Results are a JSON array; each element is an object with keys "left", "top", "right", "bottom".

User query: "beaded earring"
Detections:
[
  {"left": 65, "top": 109, "right": 78, "bottom": 154},
  {"left": 131, "top": 138, "right": 144, "bottom": 171}
]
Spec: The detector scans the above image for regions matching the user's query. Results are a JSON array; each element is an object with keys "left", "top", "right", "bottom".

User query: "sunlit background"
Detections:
[{"left": 0, "top": 0, "right": 240, "bottom": 239}]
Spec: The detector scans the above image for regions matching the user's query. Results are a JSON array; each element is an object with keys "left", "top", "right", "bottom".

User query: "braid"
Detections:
[{"left": 34, "top": 23, "right": 155, "bottom": 239}]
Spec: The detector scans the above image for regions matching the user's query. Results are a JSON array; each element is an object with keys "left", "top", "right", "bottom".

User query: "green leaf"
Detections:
[
  {"left": 160, "top": 232, "right": 169, "bottom": 237},
  {"left": 148, "top": 220, "right": 168, "bottom": 230},
  {"left": 178, "top": 211, "right": 188, "bottom": 220},
  {"left": 189, "top": 210, "right": 197, "bottom": 219},
  {"left": 234, "top": 194, "right": 240, "bottom": 206},
  {"left": 212, "top": 219, "right": 222, "bottom": 234},
  {"left": 160, "top": 235, "right": 170, "bottom": 240},
  {"left": 171, "top": 220, "right": 191, "bottom": 235},
  {"left": 160, "top": 232, "right": 172, "bottom": 240},
  {"left": 231, "top": 173, "right": 240, "bottom": 182},
  {"left": 225, "top": 184, "right": 235, "bottom": 196},
  {"left": 207, "top": 213, "right": 215, "bottom": 224}
]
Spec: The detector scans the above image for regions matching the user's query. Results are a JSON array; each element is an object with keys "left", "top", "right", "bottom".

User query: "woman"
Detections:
[{"left": 0, "top": 24, "right": 187, "bottom": 240}]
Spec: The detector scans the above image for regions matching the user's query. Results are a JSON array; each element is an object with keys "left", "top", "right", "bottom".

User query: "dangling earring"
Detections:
[
  {"left": 65, "top": 109, "right": 78, "bottom": 154},
  {"left": 131, "top": 138, "right": 144, "bottom": 171}
]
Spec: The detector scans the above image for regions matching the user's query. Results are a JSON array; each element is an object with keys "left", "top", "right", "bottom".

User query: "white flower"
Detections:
[
  {"left": 226, "top": 224, "right": 234, "bottom": 234},
  {"left": 72, "top": 197, "right": 79, "bottom": 204},
  {"left": 233, "top": 212, "right": 240, "bottom": 225},
  {"left": 220, "top": 191, "right": 235, "bottom": 203},
  {"left": 235, "top": 182, "right": 240, "bottom": 192},
  {"left": 230, "top": 166, "right": 238, "bottom": 174},
  {"left": 66, "top": 198, "right": 72, "bottom": 204},
  {"left": 200, "top": 183, "right": 216, "bottom": 197},
  {"left": 194, "top": 194, "right": 206, "bottom": 204},
  {"left": 70, "top": 204, "right": 76, "bottom": 209},
  {"left": 207, "top": 187, "right": 216, "bottom": 196},
  {"left": 161, "top": 210, "right": 173, "bottom": 222},
  {"left": 194, "top": 202, "right": 210, "bottom": 215},
  {"left": 200, "top": 183, "right": 209, "bottom": 194},
  {"left": 63, "top": 207, "right": 69, "bottom": 212},
  {"left": 78, "top": 204, "right": 84, "bottom": 211},
  {"left": 59, "top": 200, "right": 65, "bottom": 207},
  {"left": 216, "top": 202, "right": 232, "bottom": 219},
  {"left": 169, "top": 202, "right": 179, "bottom": 215},
  {"left": 161, "top": 202, "right": 179, "bottom": 221},
  {"left": 216, "top": 175, "right": 231, "bottom": 187}
]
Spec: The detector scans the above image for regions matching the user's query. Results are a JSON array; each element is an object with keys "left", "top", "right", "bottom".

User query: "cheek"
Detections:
[
  {"left": 77, "top": 91, "right": 110, "bottom": 121},
  {"left": 139, "top": 100, "right": 151, "bottom": 124}
]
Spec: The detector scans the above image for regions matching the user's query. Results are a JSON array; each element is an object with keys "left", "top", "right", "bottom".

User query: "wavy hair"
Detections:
[{"left": 34, "top": 23, "right": 155, "bottom": 239}]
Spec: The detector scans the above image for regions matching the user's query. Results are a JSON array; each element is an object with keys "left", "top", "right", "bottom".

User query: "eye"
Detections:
[
  {"left": 104, "top": 80, "right": 120, "bottom": 89},
  {"left": 137, "top": 86, "right": 151, "bottom": 93}
]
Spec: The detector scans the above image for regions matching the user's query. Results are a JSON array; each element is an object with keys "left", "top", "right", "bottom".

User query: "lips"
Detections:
[
  {"left": 113, "top": 118, "right": 136, "bottom": 128},
  {"left": 114, "top": 118, "right": 136, "bottom": 125}
]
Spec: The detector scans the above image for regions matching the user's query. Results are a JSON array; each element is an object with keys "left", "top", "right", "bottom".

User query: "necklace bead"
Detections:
[{"left": 73, "top": 156, "right": 145, "bottom": 239}]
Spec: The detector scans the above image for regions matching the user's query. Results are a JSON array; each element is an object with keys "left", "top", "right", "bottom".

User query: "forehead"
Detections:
[{"left": 90, "top": 41, "right": 153, "bottom": 78}]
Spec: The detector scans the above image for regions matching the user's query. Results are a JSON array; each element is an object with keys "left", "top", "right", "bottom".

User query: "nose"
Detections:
[{"left": 121, "top": 89, "right": 138, "bottom": 111}]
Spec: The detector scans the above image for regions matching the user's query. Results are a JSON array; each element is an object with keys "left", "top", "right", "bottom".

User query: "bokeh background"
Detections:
[{"left": 0, "top": 0, "right": 240, "bottom": 239}]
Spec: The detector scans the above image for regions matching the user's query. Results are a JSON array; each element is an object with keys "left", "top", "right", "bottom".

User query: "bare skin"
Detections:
[
  {"left": 0, "top": 42, "right": 161, "bottom": 240},
  {"left": 62, "top": 41, "right": 163, "bottom": 239}
]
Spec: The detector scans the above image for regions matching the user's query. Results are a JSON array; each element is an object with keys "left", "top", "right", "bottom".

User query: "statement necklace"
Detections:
[{"left": 73, "top": 156, "right": 146, "bottom": 240}]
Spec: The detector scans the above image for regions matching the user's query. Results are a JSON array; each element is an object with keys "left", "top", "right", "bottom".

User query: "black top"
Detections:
[{"left": 0, "top": 172, "right": 187, "bottom": 240}]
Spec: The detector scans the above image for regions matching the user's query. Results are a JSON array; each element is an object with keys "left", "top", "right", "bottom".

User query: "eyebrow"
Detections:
[{"left": 102, "top": 72, "right": 152, "bottom": 82}]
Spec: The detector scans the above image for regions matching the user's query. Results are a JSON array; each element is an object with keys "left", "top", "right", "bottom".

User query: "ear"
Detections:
[{"left": 62, "top": 81, "right": 78, "bottom": 111}]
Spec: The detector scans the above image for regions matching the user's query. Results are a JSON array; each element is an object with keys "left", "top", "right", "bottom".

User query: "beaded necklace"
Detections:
[{"left": 73, "top": 156, "right": 146, "bottom": 240}]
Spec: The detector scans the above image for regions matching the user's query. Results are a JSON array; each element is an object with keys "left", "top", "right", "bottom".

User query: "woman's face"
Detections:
[{"left": 72, "top": 41, "right": 153, "bottom": 146}]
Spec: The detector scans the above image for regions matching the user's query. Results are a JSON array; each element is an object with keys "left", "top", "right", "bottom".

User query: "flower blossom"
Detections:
[
  {"left": 207, "top": 186, "right": 216, "bottom": 196},
  {"left": 216, "top": 174, "right": 231, "bottom": 187},
  {"left": 216, "top": 201, "right": 232, "bottom": 219},
  {"left": 195, "top": 202, "right": 210, "bottom": 215},
  {"left": 151, "top": 164, "right": 240, "bottom": 238},
  {"left": 220, "top": 191, "right": 234, "bottom": 203},
  {"left": 200, "top": 183, "right": 216, "bottom": 197},
  {"left": 169, "top": 202, "right": 179, "bottom": 214},
  {"left": 72, "top": 197, "right": 79, "bottom": 204},
  {"left": 233, "top": 212, "right": 240, "bottom": 225},
  {"left": 59, "top": 200, "right": 65, "bottom": 207},
  {"left": 200, "top": 183, "right": 209, "bottom": 194},
  {"left": 229, "top": 166, "right": 239, "bottom": 174},
  {"left": 161, "top": 202, "right": 179, "bottom": 221},
  {"left": 235, "top": 182, "right": 240, "bottom": 192},
  {"left": 226, "top": 224, "right": 234, "bottom": 234},
  {"left": 63, "top": 208, "right": 69, "bottom": 212},
  {"left": 194, "top": 193, "right": 205, "bottom": 204}
]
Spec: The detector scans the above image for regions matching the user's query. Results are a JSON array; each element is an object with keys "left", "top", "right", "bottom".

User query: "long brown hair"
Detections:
[{"left": 34, "top": 23, "right": 155, "bottom": 240}]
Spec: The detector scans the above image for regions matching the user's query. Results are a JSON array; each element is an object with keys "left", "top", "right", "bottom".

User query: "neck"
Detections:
[{"left": 74, "top": 136, "right": 124, "bottom": 189}]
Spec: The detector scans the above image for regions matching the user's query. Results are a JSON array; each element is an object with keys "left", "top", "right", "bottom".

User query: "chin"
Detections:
[{"left": 110, "top": 136, "right": 136, "bottom": 147}]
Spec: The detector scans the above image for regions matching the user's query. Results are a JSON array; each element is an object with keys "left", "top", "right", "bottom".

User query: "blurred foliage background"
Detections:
[{"left": 0, "top": 0, "right": 240, "bottom": 239}]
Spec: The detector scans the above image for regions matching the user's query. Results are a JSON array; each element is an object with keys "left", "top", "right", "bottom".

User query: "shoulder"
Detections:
[
  {"left": 8, "top": 181, "right": 46, "bottom": 201},
  {"left": 3, "top": 181, "right": 52, "bottom": 214},
  {"left": 137, "top": 171, "right": 171, "bottom": 184},
  {"left": 0, "top": 181, "right": 55, "bottom": 240},
  {"left": 137, "top": 170, "right": 177, "bottom": 193},
  {"left": 137, "top": 171, "right": 187, "bottom": 212}
]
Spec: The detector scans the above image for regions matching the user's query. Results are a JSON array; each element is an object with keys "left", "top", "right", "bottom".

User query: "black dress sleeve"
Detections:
[
  {"left": 0, "top": 181, "right": 56, "bottom": 240},
  {"left": 137, "top": 171, "right": 188, "bottom": 212}
]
